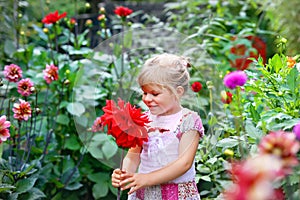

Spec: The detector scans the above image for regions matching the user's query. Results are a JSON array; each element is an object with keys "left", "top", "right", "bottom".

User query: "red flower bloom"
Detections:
[
  {"left": 12, "top": 99, "right": 32, "bottom": 121},
  {"left": 98, "top": 99, "right": 150, "bottom": 148},
  {"left": 0, "top": 115, "right": 10, "bottom": 143},
  {"left": 43, "top": 64, "right": 59, "bottom": 84},
  {"left": 42, "top": 10, "right": 67, "bottom": 24},
  {"left": 191, "top": 81, "right": 202, "bottom": 92},
  {"left": 230, "top": 36, "right": 266, "bottom": 70},
  {"left": 221, "top": 90, "right": 233, "bottom": 104},
  {"left": 17, "top": 78, "right": 34, "bottom": 96},
  {"left": 114, "top": 6, "right": 133, "bottom": 17},
  {"left": 4, "top": 64, "right": 23, "bottom": 82}
]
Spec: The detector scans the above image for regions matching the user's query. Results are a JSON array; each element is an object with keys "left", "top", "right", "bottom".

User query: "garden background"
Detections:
[{"left": 0, "top": 0, "right": 300, "bottom": 199}]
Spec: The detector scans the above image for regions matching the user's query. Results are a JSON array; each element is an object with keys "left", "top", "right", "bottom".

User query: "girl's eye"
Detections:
[{"left": 152, "top": 93, "right": 159, "bottom": 96}]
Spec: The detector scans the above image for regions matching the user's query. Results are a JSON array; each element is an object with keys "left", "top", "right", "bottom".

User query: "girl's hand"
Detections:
[
  {"left": 120, "top": 172, "right": 149, "bottom": 194},
  {"left": 111, "top": 168, "right": 126, "bottom": 188}
]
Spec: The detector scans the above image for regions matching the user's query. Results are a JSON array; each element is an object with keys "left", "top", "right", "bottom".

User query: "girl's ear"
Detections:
[{"left": 176, "top": 86, "right": 185, "bottom": 97}]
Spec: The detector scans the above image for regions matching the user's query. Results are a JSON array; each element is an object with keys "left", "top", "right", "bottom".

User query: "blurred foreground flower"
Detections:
[
  {"left": 4, "top": 64, "right": 23, "bottom": 82},
  {"left": 259, "top": 131, "right": 300, "bottom": 172},
  {"left": 224, "top": 155, "right": 283, "bottom": 200},
  {"left": 92, "top": 98, "right": 150, "bottom": 148},
  {"left": 12, "top": 99, "right": 32, "bottom": 121},
  {"left": 0, "top": 115, "right": 10, "bottom": 143},
  {"left": 191, "top": 81, "right": 202, "bottom": 92},
  {"left": 223, "top": 70, "right": 247, "bottom": 90},
  {"left": 43, "top": 64, "right": 59, "bottom": 84},
  {"left": 17, "top": 78, "right": 34, "bottom": 96},
  {"left": 114, "top": 6, "right": 133, "bottom": 18},
  {"left": 42, "top": 10, "right": 67, "bottom": 24}
]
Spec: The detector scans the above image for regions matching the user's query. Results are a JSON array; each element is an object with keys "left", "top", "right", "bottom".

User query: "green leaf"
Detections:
[
  {"left": 4, "top": 40, "right": 17, "bottom": 57},
  {"left": 87, "top": 172, "right": 109, "bottom": 183},
  {"left": 287, "top": 67, "right": 299, "bottom": 93},
  {"left": 200, "top": 175, "right": 211, "bottom": 182},
  {"left": 269, "top": 54, "right": 284, "bottom": 73},
  {"left": 56, "top": 114, "right": 70, "bottom": 125},
  {"left": 65, "top": 135, "right": 81, "bottom": 150},
  {"left": 102, "top": 141, "right": 118, "bottom": 160},
  {"left": 19, "top": 188, "right": 46, "bottom": 200},
  {"left": 124, "top": 30, "right": 132, "bottom": 48},
  {"left": 15, "top": 177, "right": 37, "bottom": 194},
  {"left": 92, "top": 182, "right": 108, "bottom": 199},
  {"left": 64, "top": 182, "right": 83, "bottom": 191},
  {"left": 216, "top": 138, "right": 239, "bottom": 149},
  {"left": 0, "top": 184, "right": 15, "bottom": 192},
  {"left": 245, "top": 120, "right": 263, "bottom": 140},
  {"left": 67, "top": 102, "right": 85, "bottom": 117}
]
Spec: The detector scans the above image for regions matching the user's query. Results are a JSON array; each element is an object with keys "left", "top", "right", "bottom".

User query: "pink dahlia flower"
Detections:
[
  {"left": 12, "top": 99, "right": 32, "bottom": 121},
  {"left": 17, "top": 78, "right": 34, "bottom": 96},
  {"left": 223, "top": 70, "right": 247, "bottom": 89},
  {"left": 4, "top": 64, "right": 23, "bottom": 82},
  {"left": 43, "top": 64, "right": 59, "bottom": 84},
  {"left": 0, "top": 115, "right": 10, "bottom": 143}
]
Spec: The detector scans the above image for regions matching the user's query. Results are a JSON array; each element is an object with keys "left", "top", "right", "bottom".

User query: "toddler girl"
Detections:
[{"left": 111, "top": 53, "right": 204, "bottom": 200}]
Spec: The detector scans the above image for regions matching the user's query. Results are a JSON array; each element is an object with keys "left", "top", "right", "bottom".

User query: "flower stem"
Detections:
[{"left": 117, "top": 148, "right": 125, "bottom": 200}]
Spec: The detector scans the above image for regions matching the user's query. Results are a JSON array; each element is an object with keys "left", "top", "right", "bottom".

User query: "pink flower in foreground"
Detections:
[
  {"left": 12, "top": 99, "right": 32, "bottom": 121},
  {"left": 224, "top": 155, "right": 283, "bottom": 200},
  {"left": 0, "top": 115, "right": 11, "bottom": 143},
  {"left": 4, "top": 64, "right": 23, "bottom": 82},
  {"left": 43, "top": 64, "right": 58, "bottom": 84},
  {"left": 259, "top": 131, "right": 300, "bottom": 172},
  {"left": 293, "top": 121, "right": 300, "bottom": 140},
  {"left": 223, "top": 70, "right": 247, "bottom": 89},
  {"left": 17, "top": 78, "right": 34, "bottom": 96}
]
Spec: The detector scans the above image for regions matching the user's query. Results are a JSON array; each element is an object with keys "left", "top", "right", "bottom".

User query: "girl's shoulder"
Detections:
[{"left": 179, "top": 108, "right": 204, "bottom": 138}]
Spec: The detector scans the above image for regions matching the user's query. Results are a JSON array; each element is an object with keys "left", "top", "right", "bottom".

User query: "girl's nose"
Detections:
[{"left": 143, "top": 93, "right": 153, "bottom": 102}]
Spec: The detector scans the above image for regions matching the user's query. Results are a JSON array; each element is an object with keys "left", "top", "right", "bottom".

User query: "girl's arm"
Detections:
[
  {"left": 122, "top": 146, "right": 142, "bottom": 173},
  {"left": 120, "top": 130, "right": 200, "bottom": 193},
  {"left": 111, "top": 146, "right": 141, "bottom": 188}
]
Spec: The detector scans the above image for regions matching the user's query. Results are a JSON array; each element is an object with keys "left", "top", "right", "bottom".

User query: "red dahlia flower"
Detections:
[
  {"left": 42, "top": 10, "right": 67, "bottom": 24},
  {"left": 114, "top": 6, "right": 133, "bottom": 17},
  {"left": 230, "top": 36, "right": 266, "bottom": 70},
  {"left": 191, "top": 81, "right": 202, "bottom": 92},
  {"left": 97, "top": 99, "right": 150, "bottom": 148}
]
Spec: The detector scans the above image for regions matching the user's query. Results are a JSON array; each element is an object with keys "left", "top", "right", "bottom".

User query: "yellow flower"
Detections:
[
  {"left": 43, "top": 28, "right": 49, "bottom": 33},
  {"left": 224, "top": 149, "right": 234, "bottom": 157}
]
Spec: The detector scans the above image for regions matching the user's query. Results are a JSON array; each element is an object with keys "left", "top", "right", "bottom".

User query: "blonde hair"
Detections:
[{"left": 137, "top": 53, "right": 191, "bottom": 97}]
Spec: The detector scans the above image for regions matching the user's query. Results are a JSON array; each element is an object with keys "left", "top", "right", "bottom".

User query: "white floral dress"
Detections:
[{"left": 128, "top": 108, "right": 204, "bottom": 200}]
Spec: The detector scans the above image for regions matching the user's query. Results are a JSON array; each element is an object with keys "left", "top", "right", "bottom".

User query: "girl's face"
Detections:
[{"left": 141, "top": 84, "right": 182, "bottom": 116}]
